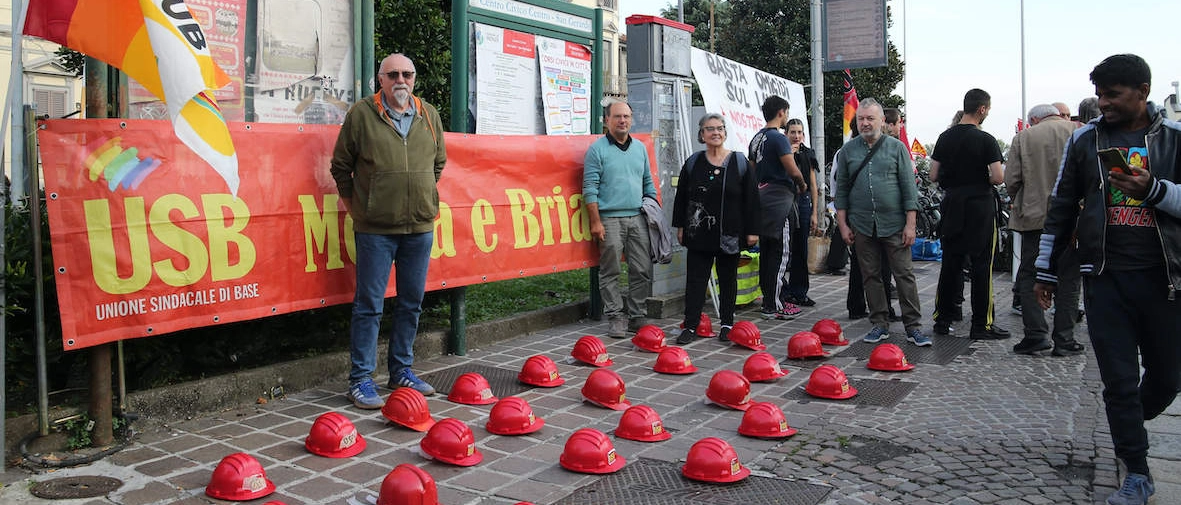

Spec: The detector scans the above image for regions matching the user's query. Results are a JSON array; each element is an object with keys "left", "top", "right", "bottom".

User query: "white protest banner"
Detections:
[{"left": 690, "top": 48, "right": 809, "bottom": 153}]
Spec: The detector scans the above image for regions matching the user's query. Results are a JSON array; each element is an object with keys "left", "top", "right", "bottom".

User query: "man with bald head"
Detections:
[
  {"left": 331, "top": 53, "right": 447, "bottom": 408},
  {"left": 1006, "top": 103, "right": 1085, "bottom": 356},
  {"left": 835, "top": 98, "right": 929, "bottom": 346}
]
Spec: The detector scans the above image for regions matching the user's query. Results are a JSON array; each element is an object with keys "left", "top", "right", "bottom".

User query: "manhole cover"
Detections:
[
  {"left": 836, "top": 334, "right": 974, "bottom": 365},
  {"left": 782, "top": 377, "right": 917, "bottom": 407},
  {"left": 552, "top": 458, "right": 831, "bottom": 505},
  {"left": 419, "top": 363, "right": 534, "bottom": 397},
  {"left": 30, "top": 476, "right": 123, "bottom": 499},
  {"left": 840, "top": 435, "right": 918, "bottom": 465}
]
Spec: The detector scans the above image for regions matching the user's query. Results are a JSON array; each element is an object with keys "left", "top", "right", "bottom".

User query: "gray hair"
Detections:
[
  {"left": 697, "top": 113, "right": 726, "bottom": 143},
  {"left": 1027, "top": 104, "right": 1060, "bottom": 122},
  {"left": 857, "top": 98, "right": 883, "bottom": 116},
  {"left": 1078, "top": 97, "right": 1100, "bottom": 122}
]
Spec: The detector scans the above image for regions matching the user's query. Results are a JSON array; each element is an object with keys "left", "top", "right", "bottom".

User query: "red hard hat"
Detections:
[
  {"left": 867, "top": 343, "right": 916, "bottom": 372},
  {"left": 420, "top": 418, "right": 483, "bottom": 466},
  {"left": 486, "top": 396, "right": 545, "bottom": 435},
  {"left": 631, "top": 325, "right": 667, "bottom": 352},
  {"left": 614, "top": 405, "right": 671, "bottom": 442},
  {"left": 518, "top": 355, "right": 565, "bottom": 387},
  {"left": 653, "top": 346, "right": 698, "bottom": 374},
  {"left": 812, "top": 318, "right": 849, "bottom": 346},
  {"left": 728, "top": 321, "right": 766, "bottom": 351},
  {"left": 738, "top": 402, "right": 798, "bottom": 439},
  {"left": 305, "top": 412, "right": 367, "bottom": 458},
  {"left": 205, "top": 452, "right": 276, "bottom": 501},
  {"left": 581, "top": 368, "right": 632, "bottom": 411},
  {"left": 377, "top": 464, "right": 439, "bottom": 505},
  {"left": 571, "top": 335, "right": 613, "bottom": 367},
  {"left": 559, "top": 428, "right": 626, "bottom": 474},
  {"left": 705, "top": 370, "right": 752, "bottom": 411},
  {"left": 447, "top": 372, "right": 498, "bottom": 405},
  {"left": 689, "top": 313, "right": 716, "bottom": 337},
  {"left": 681, "top": 437, "right": 750, "bottom": 483},
  {"left": 742, "top": 351, "right": 788, "bottom": 382},
  {"left": 382, "top": 388, "right": 436, "bottom": 432},
  {"left": 787, "top": 331, "right": 831, "bottom": 359},
  {"left": 805, "top": 364, "right": 858, "bottom": 400}
]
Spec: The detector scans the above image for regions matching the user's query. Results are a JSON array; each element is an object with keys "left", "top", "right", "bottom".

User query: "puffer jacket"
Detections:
[
  {"left": 329, "top": 92, "right": 446, "bottom": 235},
  {"left": 1036, "top": 103, "right": 1181, "bottom": 296}
]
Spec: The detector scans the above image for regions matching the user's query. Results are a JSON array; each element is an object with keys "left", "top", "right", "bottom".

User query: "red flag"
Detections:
[
  {"left": 899, "top": 120, "right": 913, "bottom": 159},
  {"left": 1016, "top": 118, "right": 1026, "bottom": 132},
  {"left": 911, "top": 138, "right": 928, "bottom": 157},
  {"left": 842, "top": 70, "right": 859, "bottom": 143}
]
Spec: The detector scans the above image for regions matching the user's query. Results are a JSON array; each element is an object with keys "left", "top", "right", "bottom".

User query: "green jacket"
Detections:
[
  {"left": 330, "top": 92, "right": 446, "bottom": 235},
  {"left": 834, "top": 135, "right": 918, "bottom": 237}
]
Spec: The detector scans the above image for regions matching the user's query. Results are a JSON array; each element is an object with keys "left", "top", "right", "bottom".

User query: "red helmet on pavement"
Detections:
[
  {"left": 805, "top": 364, "right": 858, "bottom": 400},
  {"left": 867, "top": 343, "right": 916, "bottom": 372},
  {"left": 382, "top": 388, "right": 436, "bottom": 432},
  {"left": 581, "top": 368, "right": 632, "bottom": 411},
  {"left": 738, "top": 402, "right": 798, "bottom": 439},
  {"left": 614, "top": 405, "right": 671, "bottom": 442},
  {"left": 653, "top": 346, "right": 698, "bottom": 374},
  {"left": 448, "top": 372, "right": 498, "bottom": 405},
  {"left": 518, "top": 355, "right": 565, "bottom": 387},
  {"left": 559, "top": 428, "right": 626, "bottom": 474},
  {"left": 705, "top": 370, "right": 752, "bottom": 411},
  {"left": 205, "top": 452, "right": 276, "bottom": 501},
  {"left": 787, "top": 331, "right": 831, "bottom": 359},
  {"left": 812, "top": 319, "right": 849, "bottom": 346},
  {"left": 486, "top": 396, "right": 545, "bottom": 435},
  {"left": 682, "top": 437, "right": 750, "bottom": 483},
  {"left": 631, "top": 325, "right": 667, "bottom": 353},
  {"left": 728, "top": 321, "right": 766, "bottom": 351},
  {"left": 420, "top": 418, "right": 483, "bottom": 466},
  {"left": 571, "top": 335, "right": 613, "bottom": 367},
  {"left": 742, "top": 352, "right": 788, "bottom": 382},
  {"left": 305, "top": 412, "right": 367, "bottom": 458},
  {"left": 691, "top": 313, "right": 716, "bottom": 337},
  {"left": 377, "top": 464, "right": 439, "bottom": 505}
]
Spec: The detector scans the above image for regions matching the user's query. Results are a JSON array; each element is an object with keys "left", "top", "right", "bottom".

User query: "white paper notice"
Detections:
[
  {"left": 690, "top": 48, "right": 809, "bottom": 153},
  {"left": 474, "top": 24, "right": 542, "bottom": 134},
  {"left": 536, "top": 36, "right": 592, "bottom": 135}
]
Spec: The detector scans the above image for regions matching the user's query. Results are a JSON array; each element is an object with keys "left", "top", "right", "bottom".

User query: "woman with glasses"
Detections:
[{"left": 672, "top": 113, "right": 760, "bottom": 344}]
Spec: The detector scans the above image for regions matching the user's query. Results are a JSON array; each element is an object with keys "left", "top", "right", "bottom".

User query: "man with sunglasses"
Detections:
[{"left": 330, "top": 53, "right": 446, "bottom": 408}]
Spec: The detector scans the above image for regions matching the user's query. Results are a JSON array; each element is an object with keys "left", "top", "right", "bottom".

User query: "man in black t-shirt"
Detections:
[
  {"left": 749, "top": 95, "right": 808, "bottom": 320},
  {"left": 929, "top": 89, "right": 1007, "bottom": 340},
  {"left": 1036, "top": 54, "right": 1181, "bottom": 505}
]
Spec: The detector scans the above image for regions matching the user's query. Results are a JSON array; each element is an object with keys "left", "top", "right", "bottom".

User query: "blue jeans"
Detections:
[{"left": 349, "top": 231, "right": 433, "bottom": 384}]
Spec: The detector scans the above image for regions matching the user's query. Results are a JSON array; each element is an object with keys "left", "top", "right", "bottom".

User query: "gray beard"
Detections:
[{"left": 393, "top": 89, "right": 410, "bottom": 106}]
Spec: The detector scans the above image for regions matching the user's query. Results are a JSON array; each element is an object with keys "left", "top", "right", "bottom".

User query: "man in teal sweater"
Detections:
[{"left": 583, "top": 100, "right": 658, "bottom": 337}]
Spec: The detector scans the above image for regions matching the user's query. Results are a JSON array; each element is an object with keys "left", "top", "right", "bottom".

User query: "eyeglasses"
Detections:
[
  {"left": 703, "top": 125, "right": 726, "bottom": 132},
  {"left": 383, "top": 70, "right": 416, "bottom": 80}
]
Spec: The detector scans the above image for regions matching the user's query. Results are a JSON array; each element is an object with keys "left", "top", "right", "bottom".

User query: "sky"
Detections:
[{"left": 619, "top": 0, "right": 1181, "bottom": 148}]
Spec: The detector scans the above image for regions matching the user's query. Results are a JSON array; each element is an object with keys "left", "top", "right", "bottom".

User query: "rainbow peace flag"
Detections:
[
  {"left": 24, "top": 0, "right": 240, "bottom": 195},
  {"left": 841, "top": 70, "right": 859, "bottom": 144}
]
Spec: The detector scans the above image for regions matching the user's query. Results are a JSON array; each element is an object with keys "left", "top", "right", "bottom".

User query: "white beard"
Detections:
[{"left": 393, "top": 89, "right": 410, "bottom": 107}]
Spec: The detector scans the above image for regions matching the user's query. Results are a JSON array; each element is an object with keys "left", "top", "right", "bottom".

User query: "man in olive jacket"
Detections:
[{"left": 330, "top": 53, "right": 446, "bottom": 409}]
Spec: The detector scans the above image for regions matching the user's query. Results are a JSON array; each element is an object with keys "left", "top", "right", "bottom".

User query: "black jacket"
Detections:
[{"left": 1036, "top": 103, "right": 1181, "bottom": 296}]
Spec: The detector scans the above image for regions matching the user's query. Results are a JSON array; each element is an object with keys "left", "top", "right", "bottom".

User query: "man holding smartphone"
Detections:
[{"left": 1035, "top": 54, "right": 1181, "bottom": 505}]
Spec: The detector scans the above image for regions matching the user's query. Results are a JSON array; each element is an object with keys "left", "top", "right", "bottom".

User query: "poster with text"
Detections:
[
  {"left": 252, "top": 0, "right": 354, "bottom": 124},
  {"left": 474, "top": 24, "right": 542, "bottom": 135},
  {"left": 689, "top": 48, "right": 809, "bottom": 153},
  {"left": 536, "top": 36, "right": 591, "bottom": 135}
]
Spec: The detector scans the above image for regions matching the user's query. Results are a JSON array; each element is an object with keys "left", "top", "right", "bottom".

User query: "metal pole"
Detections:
[
  {"left": 9, "top": 0, "right": 27, "bottom": 203},
  {"left": 901, "top": 0, "right": 907, "bottom": 106},
  {"left": 29, "top": 108, "right": 48, "bottom": 438},
  {"left": 677, "top": 0, "right": 683, "bottom": 23},
  {"left": 810, "top": 0, "right": 825, "bottom": 193},
  {"left": 82, "top": 57, "right": 114, "bottom": 446},
  {"left": 1019, "top": 0, "right": 1026, "bottom": 127},
  {"left": 361, "top": 0, "right": 374, "bottom": 96}
]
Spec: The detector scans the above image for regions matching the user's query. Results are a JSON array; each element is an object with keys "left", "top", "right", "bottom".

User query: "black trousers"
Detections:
[
  {"left": 684, "top": 249, "right": 739, "bottom": 328},
  {"left": 1085, "top": 266, "right": 1181, "bottom": 474},
  {"left": 934, "top": 226, "right": 997, "bottom": 329},
  {"left": 786, "top": 195, "right": 813, "bottom": 299},
  {"left": 758, "top": 234, "right": 789, "bottom": 313}
]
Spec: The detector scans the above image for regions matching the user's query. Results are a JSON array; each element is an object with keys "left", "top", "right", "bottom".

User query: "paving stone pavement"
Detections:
[{"left": 1, "top": 260, "right": 1177, "bottom": 504}]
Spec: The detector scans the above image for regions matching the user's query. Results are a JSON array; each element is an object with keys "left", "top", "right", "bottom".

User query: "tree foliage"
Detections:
[
  {"left": 374, "top": 0, "right": 453, "bottom": 128},
  {"left": 663, "top": 0, "right": 905, "bottom": 162}
]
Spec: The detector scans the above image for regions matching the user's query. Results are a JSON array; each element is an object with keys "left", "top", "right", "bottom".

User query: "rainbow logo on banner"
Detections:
[
  {"left": 84, "top": 137, "right": 161, "bottom": 191},
  {"left": 24, "top": 0, "right": 240, "bottom": 195}
]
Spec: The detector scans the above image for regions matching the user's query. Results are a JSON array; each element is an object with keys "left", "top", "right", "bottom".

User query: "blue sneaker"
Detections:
[
  {"left": 907, "top": 328, "right": 932, "bottom": 347},
  {"left": 862, "top": 326, "right": 889, "bottom": 343},
  {"left": 1107, "top": 473, "right": 1154, "bottom": 505},
  {"left": 389, "top": 368, "right": 436, "bottom": 396},
  {"left": 348, "top": 378, "right": 383, "bottom": 409}
]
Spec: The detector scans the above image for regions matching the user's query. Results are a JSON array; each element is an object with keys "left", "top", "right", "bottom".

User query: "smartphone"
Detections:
[{"left": 1098, "top": 147, "right": 1133, "bottom": 175}]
